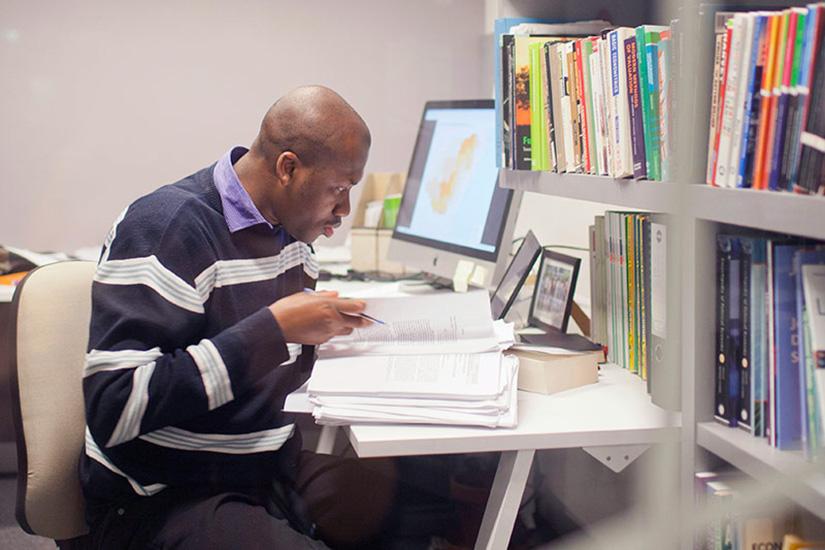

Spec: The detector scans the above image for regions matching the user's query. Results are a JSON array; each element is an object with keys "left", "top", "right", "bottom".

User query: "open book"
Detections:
[
  {"left": 318, "top": 290, "right": 513, "bottom": 357},
  {"left": 302, "top": 290, "right": 519, "bottom": 428}
]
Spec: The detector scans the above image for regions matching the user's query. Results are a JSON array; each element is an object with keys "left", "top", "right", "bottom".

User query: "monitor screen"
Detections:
[{"left": 392, "top": 100, "right": 513, "bottom": 264}]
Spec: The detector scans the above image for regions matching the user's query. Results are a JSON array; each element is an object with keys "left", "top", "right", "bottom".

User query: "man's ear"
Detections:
[{"left": 275, "top": 151, "right": 300, "bottom": 186}]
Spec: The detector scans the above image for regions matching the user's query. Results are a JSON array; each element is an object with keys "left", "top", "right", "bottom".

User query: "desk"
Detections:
[{"left": 286, "top": 363, "right": 679, "bottom": 549}]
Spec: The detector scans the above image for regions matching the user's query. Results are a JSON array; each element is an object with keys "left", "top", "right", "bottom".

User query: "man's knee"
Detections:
[{"left": 296, "top": 451, "right": 399, "bottom": 548}]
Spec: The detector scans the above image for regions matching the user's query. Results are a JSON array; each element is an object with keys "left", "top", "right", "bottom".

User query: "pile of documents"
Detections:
[{"left": 307, "top": 291, "right": 519, "bottom": 428}]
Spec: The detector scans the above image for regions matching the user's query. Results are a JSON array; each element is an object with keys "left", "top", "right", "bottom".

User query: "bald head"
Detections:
[{"left": 252, "top": 85, "right": 370, "bottom": 168}]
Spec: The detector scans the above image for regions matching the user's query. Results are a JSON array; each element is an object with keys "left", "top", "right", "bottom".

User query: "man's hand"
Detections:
[{"left": 268, "top": 290, "right": 372, "bottom": 345}]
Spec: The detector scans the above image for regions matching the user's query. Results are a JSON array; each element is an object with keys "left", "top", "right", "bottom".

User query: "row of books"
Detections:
[
  {"left": 714, "top": 233, "right": 825, "bottom": 459},
  {"left": 695, "top": 470, "right": 823, "bottom": 550},
  {"left": 705, "top": 5, "right": 825, "bottom": 194},
  {"left": 588, "top": 212, "right": 667, "bottom": 384},
  {"left": 497, "top": 20, "right": 674, "bottom": 181}
]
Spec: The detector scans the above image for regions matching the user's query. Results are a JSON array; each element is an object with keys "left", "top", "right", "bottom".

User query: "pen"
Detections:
[{"left": 303, "top": 288, "right": 386, "bottom": 325}]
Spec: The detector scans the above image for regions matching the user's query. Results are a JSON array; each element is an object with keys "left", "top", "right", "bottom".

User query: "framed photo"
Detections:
[
  {"left": 489, "top": 230, "right": 542, "bottom": 320},
  {"left": 528, "top": 248, "right": 581, "bottom": 333}
]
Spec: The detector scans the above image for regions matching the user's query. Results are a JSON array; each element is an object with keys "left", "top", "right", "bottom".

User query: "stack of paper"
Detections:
[{"left": 306, "top": 291, "right": 519, "bottom": 428}]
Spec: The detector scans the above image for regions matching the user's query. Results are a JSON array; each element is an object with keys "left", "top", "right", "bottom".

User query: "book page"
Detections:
[
  {"left": 308, "top": 352, "right": 506, "bottom": 400},
  {"left": 319, "top": 290, "right": 500, "bottom": 356}
]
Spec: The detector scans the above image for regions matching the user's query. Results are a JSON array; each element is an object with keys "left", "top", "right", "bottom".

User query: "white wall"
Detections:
[{"left": 0, "top": 0, "right": 486, "bottom": 251}]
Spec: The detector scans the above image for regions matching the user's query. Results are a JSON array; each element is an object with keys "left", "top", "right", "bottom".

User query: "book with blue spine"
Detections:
[
  {"left": 738, "top": 238, "right": 753, "bottom": 431},
  {"left": 795, "top": 249, "right": 825, "bottom": 458},
  {"left": 749, "top": 238, "right": 769, "bottom": 437},
  {"left": 716, "top": 234, "right": 736, "bottom": 426},
  {"left": 737, "top": 14, "right": 767, "bottom": 187},
  {"left": 773, "top": 243, "right": 805, "bottom": 450}
]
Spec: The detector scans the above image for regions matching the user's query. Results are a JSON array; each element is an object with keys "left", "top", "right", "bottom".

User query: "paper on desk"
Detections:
[
  {"left": 308, "top": 352, "right": 507, "bottom": 400},
  {"left": 319, "top": 290, "right": 500, "bottom": 357},
  {"left": 311, "top": 356, "right": 519, "bottom": 428}
]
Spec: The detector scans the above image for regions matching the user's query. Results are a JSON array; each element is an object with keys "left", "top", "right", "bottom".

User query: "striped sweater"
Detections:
[{"left": 80, "top": 158, "right": 318, "bottom": 522}]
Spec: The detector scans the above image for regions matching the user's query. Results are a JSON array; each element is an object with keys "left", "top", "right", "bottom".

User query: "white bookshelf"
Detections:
[
  {"left": 499, "top": 169, "right": 681, "bottom": 212},
  {"left": 697, "top": 422, "right": 825, "bottom": 521},
  {"left": 493, "top": 0, "right": 825, "bottom": 548},
  {"left": 687, "top": 185, "right": 825, "bottom": 240}
]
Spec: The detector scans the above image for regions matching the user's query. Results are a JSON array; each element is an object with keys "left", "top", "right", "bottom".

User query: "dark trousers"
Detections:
[{"left": 87, "top": 451, "right": 398, "bottom": 550}]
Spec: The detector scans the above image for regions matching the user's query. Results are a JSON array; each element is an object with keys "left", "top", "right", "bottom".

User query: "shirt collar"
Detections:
[{"left": 213, "top": 146, "right": 274, "bottom": 233}]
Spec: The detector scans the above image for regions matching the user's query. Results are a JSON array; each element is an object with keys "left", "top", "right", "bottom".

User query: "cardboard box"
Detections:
[
  {"left": 351, "top": 173, "right": 406, "bottom": 228},
  {"left": 350, "top": 173, "right": 406, "bottom": 273},
  {"left": 509, "top": 349, "right": 603, "bottom": 395}
]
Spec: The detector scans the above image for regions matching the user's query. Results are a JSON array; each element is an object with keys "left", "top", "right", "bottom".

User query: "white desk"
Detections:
[{"left": 286, "top": 362, "right": 679, "bottom": 549}]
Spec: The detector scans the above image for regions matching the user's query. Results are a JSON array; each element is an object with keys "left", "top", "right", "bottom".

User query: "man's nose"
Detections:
[{"left": 334, "top": 191, "right": 351, "bottom": 217}]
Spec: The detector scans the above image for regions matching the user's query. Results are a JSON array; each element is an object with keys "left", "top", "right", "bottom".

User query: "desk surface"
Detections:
[
  {"left": 346, "top": 364, "right": 679, "bottom": 457},
  {"left": 288, "top": 364, "right": 680, "bottom": 458}
]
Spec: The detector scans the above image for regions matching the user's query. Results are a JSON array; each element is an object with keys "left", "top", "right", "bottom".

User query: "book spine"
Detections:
[
  {"left": 625, "top": 36, "right": 647, "bottom": 179},
  {"left": 741, "top": 17, "right": 768, "bottom": 188},
  {"left": 627, "top": 214, "right": 637, "bottom": 374},
  {"left": 768, "top": 10, "right": 798, "bottom": 191},
  {"left": 716, "top": 234, "right": 734, "bottom": 426},
  {"left": 543, "top": 42, "right": 558, "bottom": 172},
  {"left": 795, "top": 253, "right": 810, "bottom": 455},
  {"left": 707, "top": 33, "right": 726, "bottom": 185},
  {"left": 645, "top": 37, "right": 662, "bottom": 181},
  {"left": 658, "top": 35, "right": 671, "bottom": 182},
  {"left": 756, "top": 13, "right": 787, "bottom": 189},
  {"left": 716, "top": 16, "right": 745, "bottom": 188},
  {"left": 514, "top": 37, "right": 533, "bottom": 171},
  {"left": 530, "top": 42, "right": 545, "bottom": 171},
  {"left": 635, "top": 27, "right": 653, "bottom": 179},
  {"left": 774, "top": 244, "right": 803, "bottom": 450},
  {"left": 507, "top": 37, "right": 518, "bottom": 170},
  {"left": 739, "top": 238, "right": 753, "bottom": 431},
  {"left": 711, "top": 22, "right": 733, "bottom": 186},
  {"left": 576, "top": 39, "right": 592, "bottom": 173},
  {"left": 611, "top": 29, "right": 633, "bottom": 178},
  {"left": 751, "top": 240, "right": 768, "bottom": 437},
  {"left": 787, "top": 6, "right": 818, "bottom": 191},
  {"left": 501, "top": 34, "right": 513, "bottom": 169},
  {"left": 640, "top": 215, "right": 651, "bottom": 382},
  {"left": 798, "top": 6, "right": 825, "bottom": 194},
  {"left": 778, "top": 10, "right": 807, "bottom": 191},
  {"left": 599, "top": 33, "right": 615, "bottom": 177},
  {"left": 728, "top": 15, "right": 756, "bottom": 189}
]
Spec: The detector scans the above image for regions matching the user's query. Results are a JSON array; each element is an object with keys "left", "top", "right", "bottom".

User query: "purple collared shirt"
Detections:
[{"left": 213, "top": 146, "right": 274, "bottom": 233}]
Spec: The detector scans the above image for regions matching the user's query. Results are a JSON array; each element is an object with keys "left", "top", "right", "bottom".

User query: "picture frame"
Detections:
[
  {"left": 489, "top": 230, "right": 542, "bottom": 320},
  {"left": 528, "top": 248, "right": 581, "bottom": 333}
]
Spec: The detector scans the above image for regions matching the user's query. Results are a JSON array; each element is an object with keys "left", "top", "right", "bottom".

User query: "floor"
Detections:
[{"left": 0, "top": 475, "right": 54, "bottom": 549}]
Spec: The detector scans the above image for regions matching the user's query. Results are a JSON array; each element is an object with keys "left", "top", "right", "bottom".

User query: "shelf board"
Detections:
[
  {"left": 697, "top": 422, "right": 825, "bottom": 521},
  {"left": 687, "top": 185, "right": 825, "bottom": 240},
  {"left": 499, "top": 169, "right": 680, "bottom": 211}
]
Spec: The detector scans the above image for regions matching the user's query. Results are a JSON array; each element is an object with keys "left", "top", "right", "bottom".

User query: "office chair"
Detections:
[{"left": 7, "top": 260, "right": 96, "bottom": 548}]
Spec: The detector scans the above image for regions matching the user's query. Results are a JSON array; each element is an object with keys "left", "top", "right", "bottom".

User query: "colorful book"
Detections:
[
  {"left": 797, "top": 4, "right": 825, "bottom": 194},
  {"left": 801, "top": 259, "right": 825, "bottom": 458},
  {"left": 609, "top": 27, "right": 635, "bottom": 178},
  {"left": 739, "top": 14, "right": 769, "bottom": 188},
  {"left": 636, "top": 25, "right": 668, "bottom": 181},
  {"left": 624, "top": 35, "right": 647, "bottom": 179},
  {"left": 752, "top": 13, "right": 783, "bottom": 189}
]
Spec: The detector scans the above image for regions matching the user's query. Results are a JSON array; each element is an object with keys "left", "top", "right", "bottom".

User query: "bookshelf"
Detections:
[
  {"left": 491, "top": 0, "right": 825, "bottom": 548},
  {"left": 499, "top": 169, "right": 682, "bottom": 211},
  {"left": 697, "top": 422, "right": 825, "bottom": 522}
]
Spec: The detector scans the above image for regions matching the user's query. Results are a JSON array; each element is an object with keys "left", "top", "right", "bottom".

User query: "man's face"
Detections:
[{"left": 283, "top": 142, "right": 368, "bottom": 243}]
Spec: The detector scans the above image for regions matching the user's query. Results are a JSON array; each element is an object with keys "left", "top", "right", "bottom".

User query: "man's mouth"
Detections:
[{"left": 322, "top": 220, "right": 341, "bottom": 238}]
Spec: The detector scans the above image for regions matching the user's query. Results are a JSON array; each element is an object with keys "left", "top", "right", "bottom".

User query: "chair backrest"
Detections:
[{"left": 8, "top": 261, "right": 96, "bottom": 540}]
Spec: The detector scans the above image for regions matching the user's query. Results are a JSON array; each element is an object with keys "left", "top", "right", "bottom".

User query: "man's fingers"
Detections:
[
  {"left": 334, "top": 298, "right": 366, "bottom": 314},
  {"left": 313, "top": 290, "right": 339, "bottom": 298}
]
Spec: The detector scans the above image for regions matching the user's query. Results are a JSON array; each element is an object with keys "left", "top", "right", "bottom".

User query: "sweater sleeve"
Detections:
[{"left": 84, "top": 202, "right": 291, "bottom": 449}]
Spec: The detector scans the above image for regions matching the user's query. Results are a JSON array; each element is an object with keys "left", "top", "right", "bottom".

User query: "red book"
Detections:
[{"left": 711, "top": 22, "right": 734, "bottom": 186}]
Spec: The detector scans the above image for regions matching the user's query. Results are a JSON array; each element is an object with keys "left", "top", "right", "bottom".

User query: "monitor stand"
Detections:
[{"left": 398, "top": 273, "right": 455, "bottom": 293}]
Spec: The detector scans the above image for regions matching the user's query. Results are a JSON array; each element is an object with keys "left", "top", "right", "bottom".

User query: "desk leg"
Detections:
[
  {"left": 474, "top": 449, "right": 535, "bottom": 550},
  {"left": 315, "top": 425, "right": 338, "bottom": 455}
]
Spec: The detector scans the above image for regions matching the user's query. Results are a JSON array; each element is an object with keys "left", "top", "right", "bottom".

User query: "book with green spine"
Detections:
[
  {"left": 634, "top": 25, "right": 668, "bottom": 180},
  {"left": 530, "top": 41, "right": 547, "bottom": 170}
]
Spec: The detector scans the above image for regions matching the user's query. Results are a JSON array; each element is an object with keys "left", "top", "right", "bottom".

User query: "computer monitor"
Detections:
[{"left": 388, "top": 100, "right": 522, "bottom": 288}]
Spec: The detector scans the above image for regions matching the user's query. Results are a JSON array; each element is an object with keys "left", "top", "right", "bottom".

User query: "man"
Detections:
[{"left": 81, "top": 86, "right": 396, "bottom": 549}]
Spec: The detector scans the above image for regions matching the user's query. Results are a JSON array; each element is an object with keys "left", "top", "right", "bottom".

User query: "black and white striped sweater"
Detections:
[{"left": 80, "top": 162, "right": 318, "bottom": 522}]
